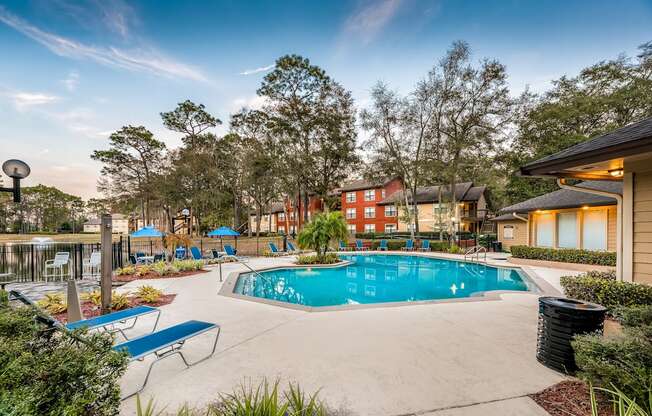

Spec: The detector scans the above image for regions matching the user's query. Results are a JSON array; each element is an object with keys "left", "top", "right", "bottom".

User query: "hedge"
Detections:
[
  {"left": 560, "top": 271, "right": 652, "bottom": 310},
  {"left": 510, "top": 245, "right": 616, "bottom": 266}
]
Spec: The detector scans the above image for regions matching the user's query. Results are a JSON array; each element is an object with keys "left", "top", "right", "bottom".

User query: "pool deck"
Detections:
[{"left": 116, "top": 252, "right": 579, "bottom": 415}]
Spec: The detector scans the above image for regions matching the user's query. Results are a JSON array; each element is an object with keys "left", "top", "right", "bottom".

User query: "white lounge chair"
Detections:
[
  {"left": 44, "top": 252, "right": 70, "bottom": 281},
  {"left": 83, "top": 251, "right": 101, "bottom": 278}
]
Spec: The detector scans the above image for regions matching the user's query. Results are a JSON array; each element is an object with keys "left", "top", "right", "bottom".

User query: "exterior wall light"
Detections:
[{"left": 608, "top": 168, "right": 624, "bottom": 177}]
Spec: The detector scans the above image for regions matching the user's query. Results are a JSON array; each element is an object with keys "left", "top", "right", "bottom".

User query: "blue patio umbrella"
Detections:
[
  {"left": 130, "top": 225, "right": 164, "bottom": 238},
  {"left": 207, "top": 226, "right": 240, "bottom": 282}
]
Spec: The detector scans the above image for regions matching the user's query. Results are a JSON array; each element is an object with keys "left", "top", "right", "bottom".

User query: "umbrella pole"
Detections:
[{"left": 219, "top": 260, "right": 222, "bottom": 283}]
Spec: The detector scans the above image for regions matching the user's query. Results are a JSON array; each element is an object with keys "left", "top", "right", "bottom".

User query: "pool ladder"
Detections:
[{"left": 464, "top": 246, "right": 487, "bottom": 263}]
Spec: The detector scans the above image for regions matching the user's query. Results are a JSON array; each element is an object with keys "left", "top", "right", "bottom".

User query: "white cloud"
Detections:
[
  {"left": 10, "top": 92, "right": 59, "bottom": 110},
  {"left": 230, "top": 95, "right": 268, "bottom": 112},
  {"left": 0, "top": 6, "right": 208, "bottom": 82},
  {"left": 239, "top": 64, "right": 274, "bottom": 76},
  {"left": 343, "top": 0, "right": 403, "bottom": 44},
  {"left": 61, "top": 71, "right": 79, "bottom": 91}
]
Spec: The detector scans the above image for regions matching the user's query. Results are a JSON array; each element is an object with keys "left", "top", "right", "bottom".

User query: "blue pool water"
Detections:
[{"left": 234, "top": 254, "right": 532, "bottom": 307}]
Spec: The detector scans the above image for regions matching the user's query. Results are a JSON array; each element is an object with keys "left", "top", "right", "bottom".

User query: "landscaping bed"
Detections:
[
  {"left": 53, "top": 294, "right": 176, "bottom": 324},
  {"left": 114, "top": 269, "right": 208, "bottom": 282},
  {"left": 113, "top": 259, "right": 207, "bottom": 282},
  {"left": 530, "top": 380, "right": 612, "bottom": 416},
  {"left": 510, "top": 245, "right": 616, "bottom": 266}
]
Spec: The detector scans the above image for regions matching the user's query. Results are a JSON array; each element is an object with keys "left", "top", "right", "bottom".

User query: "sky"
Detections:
[{"left": 0, "top": 0, "right": 651, "bottom": 200}]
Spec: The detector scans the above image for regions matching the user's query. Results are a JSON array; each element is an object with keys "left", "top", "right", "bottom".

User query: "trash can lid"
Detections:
[{"left": 539, "top": 296, "right": 607, "bottom": 312}]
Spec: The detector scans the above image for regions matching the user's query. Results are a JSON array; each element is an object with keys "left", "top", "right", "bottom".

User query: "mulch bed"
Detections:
[
  {"left": 53, "top": 294, "right": 176, "bottom": 324},
  {"left": 113, "top": 269, "right": 209, "bottom": 283},
  {"left": 530, "top": 380, "right": 613, "bottom": 416}
]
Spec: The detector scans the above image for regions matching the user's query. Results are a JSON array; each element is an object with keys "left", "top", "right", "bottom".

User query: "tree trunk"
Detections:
[
  {"left": 302, "top": 186, "right": 309, "bottom": 227},
  {"left": 402, "top": 184, "right": 415, "bottom": 240},
  {"left": 411, "top": 183, "right": 420, "bottom": 234},
  {"left": 255, "top": 203, "right": 262, "bottom": 238}
]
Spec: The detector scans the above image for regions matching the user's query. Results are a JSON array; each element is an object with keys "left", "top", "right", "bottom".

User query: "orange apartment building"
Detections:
[
  {"left": 339, "top": 177, "right": 404, "bottom": 234},
  {"left": 249, "top": 196, "right": 323, "bottom": 235}
]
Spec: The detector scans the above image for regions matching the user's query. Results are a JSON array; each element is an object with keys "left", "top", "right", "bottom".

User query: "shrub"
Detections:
[
  {"left": 298, "top": 212, "right": 348, "bottom": 262},
  {"left": 560, "top": 272, "right": 652, "bottom": 310},
  {"left": 116, "top": 265, "right": 136, "bottom": 276},
  {"left": 82, "top": 290, "right": 131, "bottom": 311},
  {"left": 573, "top": 306, "right": 652, "bottom": 412},
  {"left": 612, "top": 305, "right": 652, "bottom": 328},
  {"left": 36, "top": 293, "right": 67, "bottom": 314},
  {"left": 510, "top": 245, "right": 616, "bottom": 266},
  {"left": 296, "top": 253, "right": 340, "bottom": 265},
  {"left": 172, "top": 259, "right": 204, "bottom": 272},
  {"left": 136, "top": 285, "right": 163, "bottom": 304},
  {"left": 0, "top": 305, "right": 128, "bottom": 415}
]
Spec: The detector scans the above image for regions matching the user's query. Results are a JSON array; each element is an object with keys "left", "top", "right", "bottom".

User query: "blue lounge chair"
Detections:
[
  {"left": 355, "top": 240, "right": 368, "bottom": 251},
  {"left": 401, "top": 239, "right": 414, "bottom": 251},
  {"left": 378, "top": 239, "right": 388, "bottom": 251},
  {"left": 224, "top": 244, "right": 248, "bottom": 261},
  {"left": 115, "top": 320, "right": 220, "bottom": 399},
  {"left": 190, "top": 246, "right": 204, "bottom": 260},
  {"left": 419, "top": 240, "right": 431, "bottom": 251},
  {"left": 268, "top": 242, "right": 287, "bottom": 256},
  {"left": 10, "top": 290, "right": 220, "bottom": 400},
  {"left": 287, "top": 241, "right": 301, "bottom": 253},
  {"left": 338, "top": 240, "right": 349, "bottom": 251},
  {"left": 9, "top": 291, "right": 160, "bottom": 340}
]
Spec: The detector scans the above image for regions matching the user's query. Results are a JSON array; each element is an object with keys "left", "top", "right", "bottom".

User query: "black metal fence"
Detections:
[{"left": 0, "top": 235, "right": 285, "bottom": 282}]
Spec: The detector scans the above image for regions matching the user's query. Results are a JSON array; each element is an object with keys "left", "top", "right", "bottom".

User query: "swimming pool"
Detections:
[{"left": 233, "top": 254, "right": 534, "bottom": 308}]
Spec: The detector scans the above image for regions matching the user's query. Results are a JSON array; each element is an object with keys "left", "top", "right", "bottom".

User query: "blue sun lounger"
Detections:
[
  {"left": 224, "top": 244, "right": 248, "bottom": 261},
  {"left": 419, "top": 240, "right": 431, "bottom": 251},
  {"left": 355, "top": 240, "right": 368, "bottom": 251},
  {"left": 115, "top": 319, "right": 220, "bottom": 399},
  {"left": 338, "top": 240, "right": 349, "bottom": 251},
  {"left": 287, "top": 241, "right": 300, "bottom": 253},
  {"left": 401, "top": 239, "right": 414, "bottom": 251},
  {"left": 378, "top": 239, "right": 388, "bottom": 251},
  {"left": 268, "top": 242, "right": 287, "bottom": 256},
  {"left": 9, "top": 290, "right": 160, "bottom": 340}
]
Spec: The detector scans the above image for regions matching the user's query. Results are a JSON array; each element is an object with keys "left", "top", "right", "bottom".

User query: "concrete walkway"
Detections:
[{"left": 112, "top": 254, "right": 574, "bottom": 415}]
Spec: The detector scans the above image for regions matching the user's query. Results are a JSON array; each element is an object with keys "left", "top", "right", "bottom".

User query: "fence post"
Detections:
[
  {"left": 100, "top": 214, "right": 113, "bottom": 315},
  {"left": 77, "top": 243, "right": 83, "bottom": 279},
  {"left": 30, "top": 244, "right": 35, "bottom": 281},
  {"left": 150, "top": 240, "right": 153, "bottom": 256},
  {"left": 127, "top": 235, "right": 131, "bottom": 256}
]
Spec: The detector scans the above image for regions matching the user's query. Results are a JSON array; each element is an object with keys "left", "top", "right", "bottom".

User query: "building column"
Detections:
[{"left": 622, "top": 172, "right": 634, "bottom": 282}]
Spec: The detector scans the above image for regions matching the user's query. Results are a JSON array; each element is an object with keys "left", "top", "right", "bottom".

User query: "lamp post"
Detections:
[{"left": 1, "top": 159, "right": 30, "bottom": 203}]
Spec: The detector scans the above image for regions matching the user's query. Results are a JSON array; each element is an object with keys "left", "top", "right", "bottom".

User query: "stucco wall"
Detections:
[{"left": 496, "top": 219, "right": 528, "bottom": 249}]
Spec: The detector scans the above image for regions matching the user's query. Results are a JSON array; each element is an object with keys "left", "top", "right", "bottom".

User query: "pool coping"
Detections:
[{"left": 218, "top": 251, "right": 561, "bottom": 312}]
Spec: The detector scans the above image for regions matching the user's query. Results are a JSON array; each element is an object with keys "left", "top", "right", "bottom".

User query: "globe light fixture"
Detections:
[{"left": 1, "top": 159, "right": 31, "bottom": 202}]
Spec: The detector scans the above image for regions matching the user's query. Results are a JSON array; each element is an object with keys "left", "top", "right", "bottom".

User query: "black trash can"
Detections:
[{"left": 537, "top": 297, "right": 607, "bottom": 374}]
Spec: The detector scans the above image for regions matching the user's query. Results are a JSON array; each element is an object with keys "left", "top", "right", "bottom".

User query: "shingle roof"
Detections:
[
  {"left": 498, "top": 181, "right": 622, "bottom": 214},
  {"left": 492, "top": 213, "right": 529, "bottom": 221},
  {"left": 339, "top": 177, "right": 397, "bottom": 192},
  {"left": 377, "top": 182, "right": 485, "bottom": 205},
  {"left": 521, "top": 117, "right": 652, "bottom": 174}
]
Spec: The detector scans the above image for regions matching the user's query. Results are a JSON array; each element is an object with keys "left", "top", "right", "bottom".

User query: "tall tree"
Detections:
[
  {"left": 504, "top": 41, "right": 652, "bottom": 204},
  {"left": 258, "top": 55, "right": 358, "bottom": 227},
  {"left": 91, "top": 125, "right": 166, "bottom": 225}
]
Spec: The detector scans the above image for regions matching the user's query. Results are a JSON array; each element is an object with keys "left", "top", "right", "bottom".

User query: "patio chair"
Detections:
[
  {"left": 9, "top": 290, "right": 219, "bottom": 400},
  {"left": 44, "top": 252, "right": 70, "bottom": 281},
  {"left": 211, "top": 249, "right": 222, "bottom": 259},
  {"left": 401, "top": 239, "right": 414, "bottom": 251},
  {"left": 268, "top": 242, "right": 287, "bottom": 256},
  {"left": 153, "top": 253, "right": 165, "bottom": 262},
  {"left": 8, "top": 290, "right": 161, "bottom": 341},
  {"left": 338, "top": 240, "right": 350, "bottom": 251},
  {"left": 287, "top": 241, "right": 302, "bottom": 253},
  {"left": 355, "top": 240, "right": 368, "bottom": 251},
  {"left": 175, "top": 247, "right": 186, "bottom": 259},
  {"left": 378, "top": 240, "right": 388, "bottom": 251},
  {"left": 82, "top": 251, "right": 101, "bottom": 278},
  {"left": 418, "top": 240, "right": 431, "bottom": 252},
  {"left": 190, "top": 246, "right": 205, "bottom": 261},
  {"left": 224, "top": 244, "right": 248, "bottom": 261}
]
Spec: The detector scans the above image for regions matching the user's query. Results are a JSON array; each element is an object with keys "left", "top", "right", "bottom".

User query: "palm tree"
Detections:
[{"left": 297, "top": 212, "right": 348, "bottom": 262}]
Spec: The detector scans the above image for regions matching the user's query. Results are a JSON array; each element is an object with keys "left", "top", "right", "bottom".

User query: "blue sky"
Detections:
[{"left": 1, "top": 0, "right": 651, "bottom": 199}]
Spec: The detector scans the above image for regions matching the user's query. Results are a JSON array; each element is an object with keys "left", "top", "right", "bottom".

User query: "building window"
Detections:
[
  {"left": 364, "top": 207, "right": 375, "bottom": 218},
  {"left": 582, "top": 210, "right": 607, "bottom": 250},
  {"left": 347, "top": 224, "right": 356, "bottom": 234},
  {"left": 346, "top": 208, "right": 356, "bottom": 219},
  {"left": 385, "top": 223, "right": 397, "bottom": 233},
  {"left": 381, "top": 189, "right": 386, "bottom": 199},
  {"left": 278, "top": 212, "right": 285, "bottom": 221},
  {"left": 278, "top": 226, "right": 285, "bottom": 234},
  {"left": 384, "top": 205, "right": 397, "bottom": 217},
  {"left": 346, "top": 192, "right": 356, "bottom": 203},
  {"left": 364, "top": 189, "right": 375, "bottom": 201},
  {"left": 557, "top": 212, "right": 578, "bottom": 248},
  {"left": 503, "top": 225, "right": 514, "bottom": 240},
  {"left": 535, "top": 213, "right": 554, "bottom": 247},
  {"left": 364, "top": 224, "right": 375, "bottom": 233}
]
